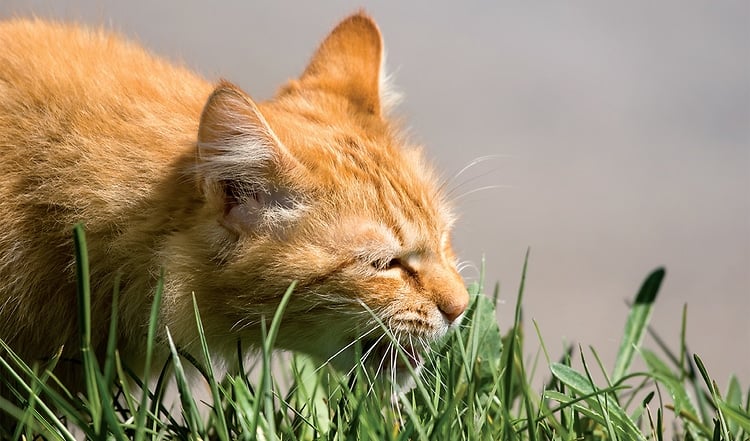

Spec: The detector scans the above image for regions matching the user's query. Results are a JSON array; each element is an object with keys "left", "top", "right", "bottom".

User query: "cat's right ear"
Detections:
[
  {"left": 298, "top": 12, "right": 393, "bottom": 116},
  {"left": 196, "top": 81, "right": 301, "bottom": 234}
]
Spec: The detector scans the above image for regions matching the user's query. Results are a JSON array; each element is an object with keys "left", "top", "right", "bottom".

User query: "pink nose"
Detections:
[{"left": 439, "top": 295, "right": 469, "bottom": 323}]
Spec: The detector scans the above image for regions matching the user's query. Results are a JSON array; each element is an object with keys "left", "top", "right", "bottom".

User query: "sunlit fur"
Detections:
[{"left": 0, "top": 12, "right": 469, "bottom": 392}]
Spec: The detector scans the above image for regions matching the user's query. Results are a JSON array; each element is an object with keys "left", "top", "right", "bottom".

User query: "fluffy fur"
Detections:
[{"left": 0, "top": 12, "right": 468, "bottom": 390}]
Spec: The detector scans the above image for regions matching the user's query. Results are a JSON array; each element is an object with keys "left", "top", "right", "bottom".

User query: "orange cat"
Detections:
[{"left": 0, "top": 12, "right": 468, "bottom": 391}]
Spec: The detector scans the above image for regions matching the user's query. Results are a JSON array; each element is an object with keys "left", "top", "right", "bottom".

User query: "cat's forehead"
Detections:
[
  {"left": 335, "top": 215, "right": 449, "bottom": 257},
  {"left": 259, "top": 97, "right": 453, "bottom": 232},
  {"left": 262, "top": 101, "right": 423, "bottom": 185}
]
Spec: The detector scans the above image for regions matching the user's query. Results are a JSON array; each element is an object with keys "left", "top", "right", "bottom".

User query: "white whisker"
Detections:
[
  {"left": 445, "top": 166, "right": 503, "bottom": 199},
  {"left": 366, "top": 334, "right": 392, "bottom": 397},
  {"left": 286, "top": 325, "right": 381, "bottom": 399},
  {"left": 389, "top": 343, "right": 404, "bottom": 427},
  {"left": 456, "top": 260, "right": 479, "bottom": 278},
  {"left": 454, "top": 184, "right": 512, "bottom": 201},
  {"left": 448, "top": 154, "right": 510, "bottom": 185},
  {"left": 320, "top": 325, "right": 379, "bottom": 369}
]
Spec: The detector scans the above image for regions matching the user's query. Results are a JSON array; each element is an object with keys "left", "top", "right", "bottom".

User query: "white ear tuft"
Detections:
[{"left": 378, "top": 48, "right": 403, "bottom": 113}]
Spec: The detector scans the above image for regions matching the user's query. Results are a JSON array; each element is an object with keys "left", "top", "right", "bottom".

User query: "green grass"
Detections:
[{"left": 0, "top": 225, "right": 748, "bottom": 440}]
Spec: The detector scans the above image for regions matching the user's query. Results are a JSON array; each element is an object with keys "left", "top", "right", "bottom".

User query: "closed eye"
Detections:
[
  {"left": 371, "top": 258, "right": 421, "bottom": 280},
  {"left": 371, "top": 257, "right": 402, "bottom": 271}
]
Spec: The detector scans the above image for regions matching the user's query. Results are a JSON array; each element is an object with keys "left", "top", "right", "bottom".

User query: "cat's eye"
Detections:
[{"left": 371, "top": 258, "right": 401, "bottom": 271}]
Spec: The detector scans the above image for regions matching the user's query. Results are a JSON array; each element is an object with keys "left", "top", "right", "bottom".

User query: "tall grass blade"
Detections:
[
  {"left": 166, "top": 328, "right": 205, "bottom": 434},
  {"left": 502, "top": 249, "right": 528, "bottom": 410},
  {"left": 133, "top": 271, "right": 164, "bottom": 441},
  {"left": 103, "top": 274, "right": 121, "bottom": 386},
  {"left": 72, "top": 224, "right": 102, "bottom": 429},
  {"left": 259, "top": 281, "right": 297, "bottom": 439},
  {"left": 612, "top": 268, "right": 664, "bottom": 382},
  {"left": 0, "top": 341, "right": 77, "bottom": 440},
  {"left": 550, "top": 362, "right": 645, "bottom": 440},
  {"left": 192, "top": 294, "right": 230, "bottom": 441},
  {"left": 718, "top": 400, "right": 750, "bottom": 434}
]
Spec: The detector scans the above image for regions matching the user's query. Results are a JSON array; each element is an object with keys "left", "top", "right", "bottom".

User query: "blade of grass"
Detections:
[
  {"left": 72, "top": 224, "right": 102, "bottom": 430},
  {"left": 3, "top": 400, "right": 53, "bottom": 440},
  {"left": 258, "top": 281, "right": 297, "bottom": 439},
  {"left": 718, "top": 399, "right": 750, "bottom": 433},
  {"left": 397, "top": 394, "right": 430, "bottom": 441},
  {"left": 502, "top": 249, "right": 529, "bottom": 411},
  {"left": 103, "top": 274, "right": 122, "bottom": 386},
  {"left": 694, "top": 354, "right": 732, "bottom": 440},
  {"left": 639, "top": 348, "right": 705, "bottom": 433},
  {"left": 133, "top": 271, "right": 164, "bottom": 441},
  {"left": 166, "top": 327, "right": 205, "bottom": 434},
  {"left": 93, "top": 367, "right": 127, "bottom": 440},
  {"left": 679, "top": 304, "right": 688, "bottom": 380},
  {"left": 148, "top": 356, "right": 175, "bottom": 435},
  {"left": 517, "top": 343, "right": 538, "bottom": 441},
  {"left": 15, "top": 362, "right": 46, "bottom": 440},
  {"left": 191, "top": 294, "right": 229, "bottom": 441},
  {"left": 724, "top": 375, "right": 743, "bottom": 435},
  {"left": 579, "top": 348, "right": 619, "bottom": 441},
  {"left": 551, "top": 362, "right": 645, "bottom": 440},
  {"left": 113, "top": 351, "right": 137, "bottom": 419},
  {"left": 612, "top": 268, "right": 664, "bottom": 382},
  {"left": 0, "top": 341, "right": 77, "bottom": 440}
]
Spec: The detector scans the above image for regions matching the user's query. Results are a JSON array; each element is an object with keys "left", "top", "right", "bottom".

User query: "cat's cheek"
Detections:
[{"left": 360, "top": 276, "right": 404, "bottom": 303}]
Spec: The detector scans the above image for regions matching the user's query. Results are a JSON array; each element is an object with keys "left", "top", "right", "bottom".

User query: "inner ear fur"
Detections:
[
  {"left": 299, "top": 12, "right": 384, "bottom": 115},
  {"left": 198, "top": 81, "right": 279, "bottom": 168}
]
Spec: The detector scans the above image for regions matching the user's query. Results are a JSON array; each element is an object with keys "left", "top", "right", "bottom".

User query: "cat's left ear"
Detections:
[
  {"left": 300, "top": 12, "right": 393, "bottom": 116},
  {"left": 196, "top": 81, "right": 303, "bottom": 234}
]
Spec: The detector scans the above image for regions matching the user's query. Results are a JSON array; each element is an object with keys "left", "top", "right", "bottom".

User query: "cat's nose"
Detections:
[{"left": 439, "top": 294, "right": 469, "bottom": 323}]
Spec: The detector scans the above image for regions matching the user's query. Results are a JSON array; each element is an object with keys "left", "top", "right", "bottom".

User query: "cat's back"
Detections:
[
  {"left": 0, "top": 18, "right": 209, "bottom": 114},
  {"left": 0, "top": 18, "right": 211, "bottom": 211},
  {"left": 0, "top": 18, "right": 211, "bottom": 152}
]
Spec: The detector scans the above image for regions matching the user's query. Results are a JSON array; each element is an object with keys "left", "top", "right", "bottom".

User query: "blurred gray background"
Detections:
[{"left": 2, "top": 1, "right": 748, "bottom": 384}]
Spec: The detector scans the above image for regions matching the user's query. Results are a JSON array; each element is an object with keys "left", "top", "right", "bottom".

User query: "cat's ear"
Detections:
[
  {"left": 300, "top": 12, "right": 393, "bottom": 116},
  {"left": 197, "top": 81, "right": 301, "bottom": 234}
]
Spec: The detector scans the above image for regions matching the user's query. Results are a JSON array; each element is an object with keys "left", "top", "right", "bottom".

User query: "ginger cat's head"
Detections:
[{"left": 168, "top": 13, "right": 468, "bottom": 375}]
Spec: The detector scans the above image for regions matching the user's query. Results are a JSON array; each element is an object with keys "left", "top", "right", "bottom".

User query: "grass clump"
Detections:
[{"left": 0, "top": 225, "right": 748, "bottom": 440}]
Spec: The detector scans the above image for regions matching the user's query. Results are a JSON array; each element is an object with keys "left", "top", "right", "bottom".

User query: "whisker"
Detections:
[
  {"left": 389, "top": 343, "right": 404, "bottom": 428},
  {"left": 319, "top": 325, "right": 379, "bottom": 369},
  {"left": 358, "top": 332, "right": 390, "bottom": 391},
  {"left": 359, "top": 332, "right": 388, "bottom": 382},
  {"left": 419, "top": 342, "right": 447, "bottom": 394},
  {"left": 453, "top": 184, "right": 512, "bottom": 201},
  {"left": 311, "top": 326, "right": 380, "bottom": 381},
  {"left": 418, "top": 360, "right": 442, "bottom": 393},
  {"left": 445, "top": 166, "right": 504, "bottom": 199},
  {"left": 287, "top": 325, "right": 381, "bottom": 399},
  {"left": 408, "top": 334, "right": 419, "bottom": 368},
  {"left": 456, "top": 260, "right": 479, "bottom": 278},
  {"left": 366, "top": 334, "right": 393, "bottom": 397},
  {"left": 442, "top": 154, "right": 510, "bottom": 190}
]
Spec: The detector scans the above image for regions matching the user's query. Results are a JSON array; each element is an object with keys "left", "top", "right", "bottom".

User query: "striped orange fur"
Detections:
[{"left": 0, "top": 12, "right": 468, "bottom": 391}]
